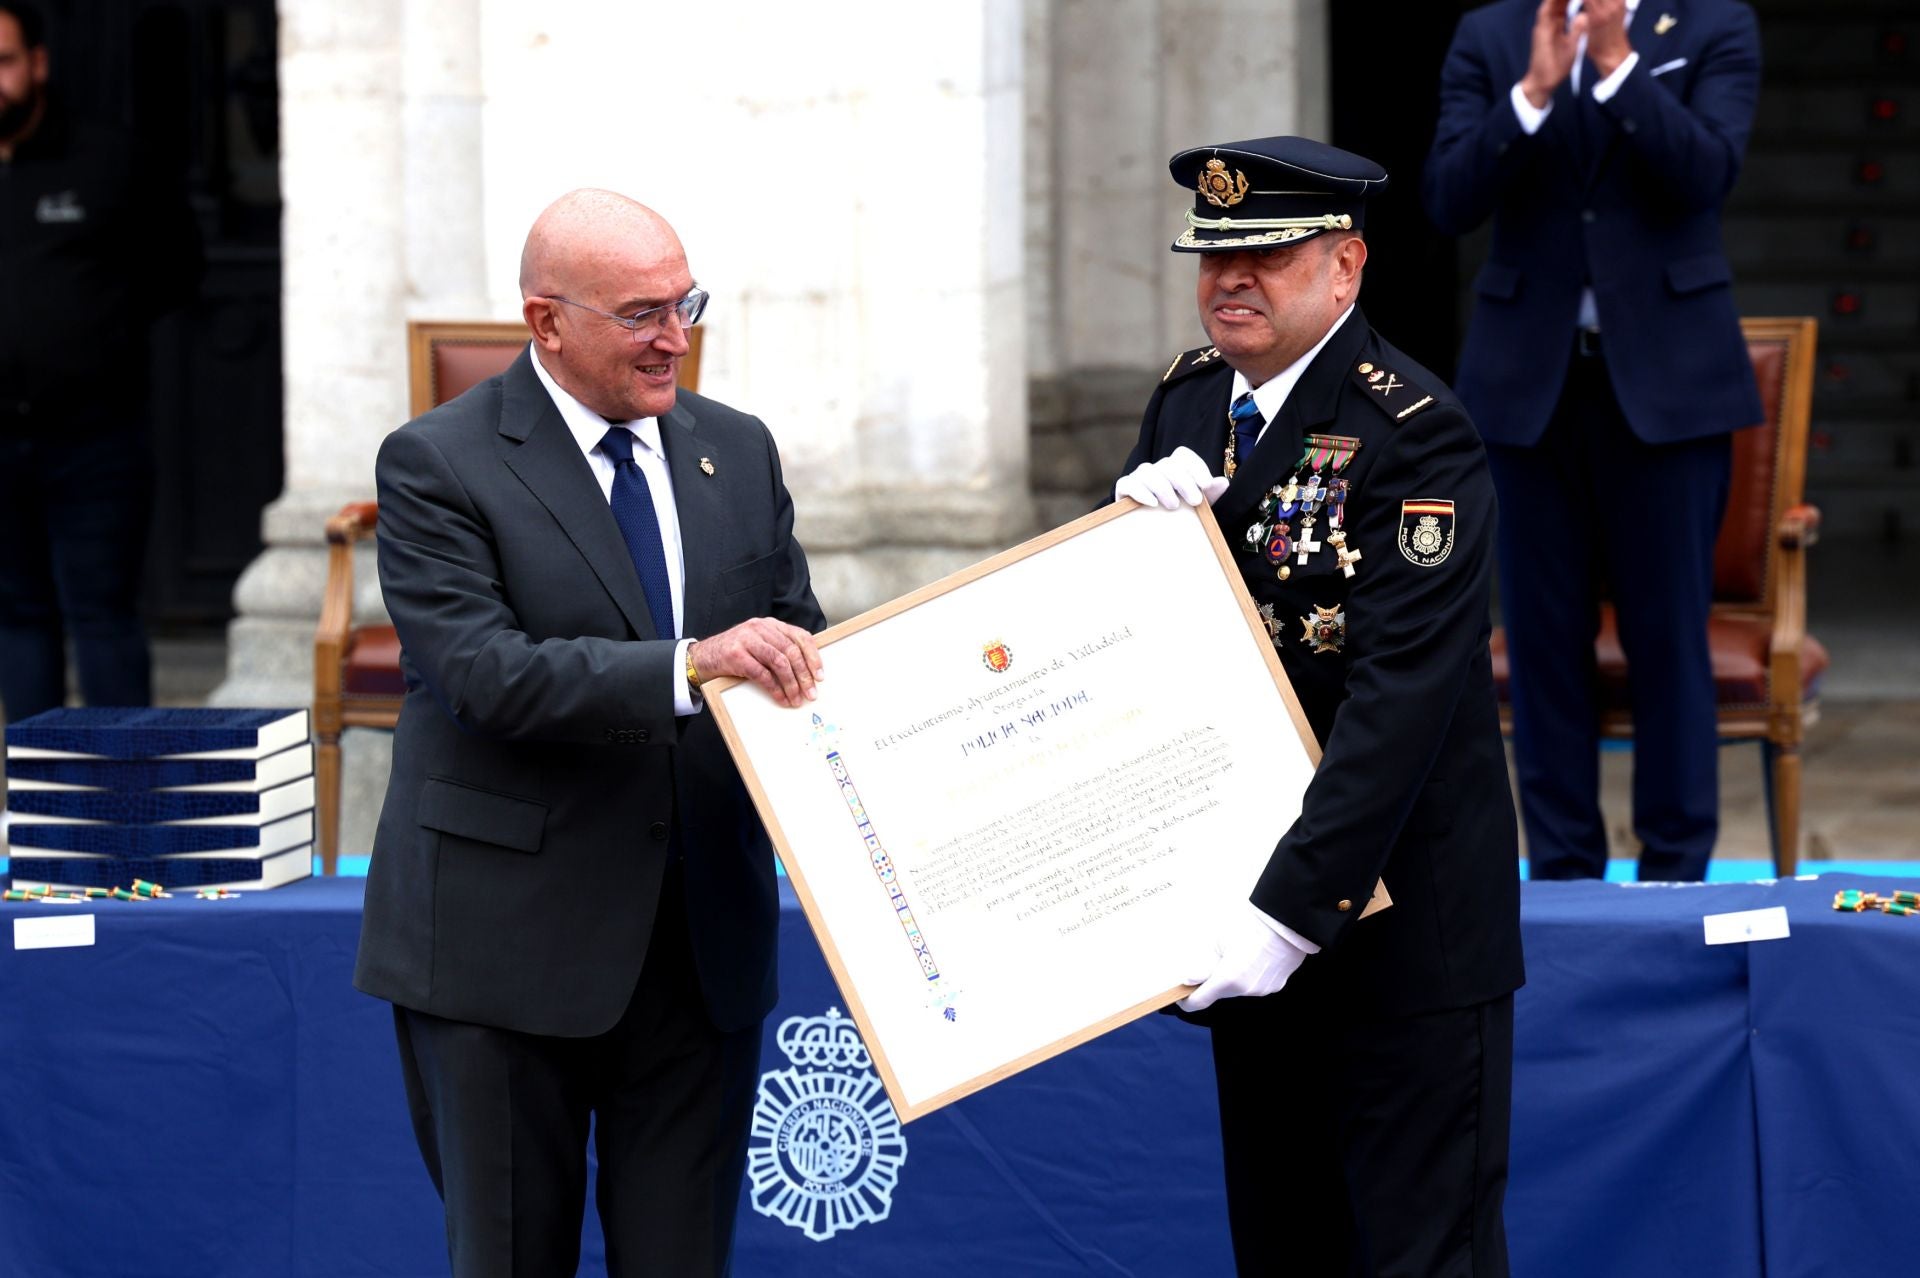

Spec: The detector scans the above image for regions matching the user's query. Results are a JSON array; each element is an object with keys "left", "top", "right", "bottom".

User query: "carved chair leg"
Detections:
[
  {"left": 316, "top": 733, "right": 342, "bottom": 876},
  {"left": 1762, "top": 740, "right": 1802, "bottom": 877}
]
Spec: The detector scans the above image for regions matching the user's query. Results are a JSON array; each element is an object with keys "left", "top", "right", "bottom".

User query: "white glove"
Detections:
[
  {"left": 1113, "top": 445, "right": 1230, "bottom": 510},
  {"left": 1178, "top": 902, "right": 1315, "bottom": 1013}
]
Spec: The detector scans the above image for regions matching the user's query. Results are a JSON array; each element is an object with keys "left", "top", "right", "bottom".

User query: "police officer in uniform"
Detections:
[{"left": 1114, "top": 136, "right": 1524, "bottom": 1277}]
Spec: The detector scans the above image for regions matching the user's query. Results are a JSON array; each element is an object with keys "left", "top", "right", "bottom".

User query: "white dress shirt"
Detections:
[
  {"left": 1508, "top": 0, "right": 1643, "bottom": 331},
  {"left": 1229, "top": 303, "right": 1358, "bottom": 450},
  {"left": 529, "top": 344, "right": 699, "bottom": 715}
]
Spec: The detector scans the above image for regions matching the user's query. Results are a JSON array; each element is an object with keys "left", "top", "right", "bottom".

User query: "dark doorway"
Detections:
[
  {"left": 1329, "top": 2, "right": 1478, "bottom": 383},
  {"left": 34, "top": 0, "right": 282, "bottom": 628}
]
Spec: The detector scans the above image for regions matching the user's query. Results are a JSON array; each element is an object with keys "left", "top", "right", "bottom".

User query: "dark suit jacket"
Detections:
[
  {"left": 353, "top": 350, "right": 824, "bottom": 1037},
  {"left": 1423, "top": 0, "right": 1764, "bottom": 446},
  {"left": 1123, "top": 312, "right": 1525, "bottom": 1019}
]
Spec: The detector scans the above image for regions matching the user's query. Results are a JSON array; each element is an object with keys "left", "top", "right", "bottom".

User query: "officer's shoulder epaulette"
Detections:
[
  {"left": 1350, "top": 355, "right": 1437, "bottom": 423},
  {"left": 1160, "top": 345, "right": 1230, "bottom": 384}
]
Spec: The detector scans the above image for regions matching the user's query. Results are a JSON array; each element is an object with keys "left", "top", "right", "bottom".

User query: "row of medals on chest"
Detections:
[
  {"left": 1223, "top": 425, "right": 1364, "bottom": 581},
  {"left": 1224, "top": 424, "right": 1362, "bottom": 655}
]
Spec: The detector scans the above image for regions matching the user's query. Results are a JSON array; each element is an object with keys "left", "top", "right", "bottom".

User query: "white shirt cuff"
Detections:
[
  {"left": 673, "top": 638, "right": 702, "bottom": 717},
  {"left": 1253, "top": 904, "right": 1322, "bottom": 956},
  {"left": 1510, "top": 81, "right": 1551, "bottom": 135},
  {"left": 1591, "top": 51, "right": 1640, "bottom": 103}
]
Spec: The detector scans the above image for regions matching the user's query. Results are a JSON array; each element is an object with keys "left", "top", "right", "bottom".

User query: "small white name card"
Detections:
[
  {"left": 1702, "top": 906, "right": 1791, "bottom": 946},
  {"left": 13, "top": 913, "right": 96, "bottom": 951}
]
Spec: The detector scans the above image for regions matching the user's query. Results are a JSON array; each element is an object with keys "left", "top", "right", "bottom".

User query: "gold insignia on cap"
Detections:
[{"left": 1198, "top": 158, "right": 1250, "bottom": 209}]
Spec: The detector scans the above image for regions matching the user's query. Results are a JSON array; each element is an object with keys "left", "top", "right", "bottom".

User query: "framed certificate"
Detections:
[{"left": 706, "top": 501, "right": 1383, "bottom": 1121}]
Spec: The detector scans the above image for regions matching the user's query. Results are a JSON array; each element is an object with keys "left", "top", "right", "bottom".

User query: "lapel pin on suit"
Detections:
[
  {"left": 699, "top": 457, "right": 716, "bottom": 475},
  {"left": 1654, "top": 13, "right": 1677, "bottom": 35}
]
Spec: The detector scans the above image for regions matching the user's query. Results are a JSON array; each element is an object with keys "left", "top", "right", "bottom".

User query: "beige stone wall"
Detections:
[
  {"left": 1025, "top": 0, "right": 1329, "bottom": 527},
  {"left": 217, "top": 0, "right": 1327, "bottom": 856}
]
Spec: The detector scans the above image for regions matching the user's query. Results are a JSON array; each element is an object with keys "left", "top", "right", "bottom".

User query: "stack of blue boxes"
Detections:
[{"left": 3, "top": 708, "right": 315, "bottom": 892}]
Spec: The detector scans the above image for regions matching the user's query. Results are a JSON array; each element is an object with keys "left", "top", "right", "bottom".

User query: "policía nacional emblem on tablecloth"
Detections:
[
  {"left": 748, "top": 1007, "right": 909, "bottom": 1242},
  {"left": 982, "top": 639, "right": 1014, "bottom": 674},
  {"left": 1398, "top": 499, "right": 1455, "bottom": 567}
]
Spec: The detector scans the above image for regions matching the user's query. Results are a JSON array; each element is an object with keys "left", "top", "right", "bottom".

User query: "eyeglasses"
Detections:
[{"left": 545, "top": 287, "right": 709, "bottom": 339}]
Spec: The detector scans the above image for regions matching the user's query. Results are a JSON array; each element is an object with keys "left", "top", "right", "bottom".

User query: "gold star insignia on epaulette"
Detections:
[
  {"left": 1162, "top": 346, "right": 1224, "bottom": 383},
  {"left": 1353, "top": 358, "right": 1435, "bottom": 421}
]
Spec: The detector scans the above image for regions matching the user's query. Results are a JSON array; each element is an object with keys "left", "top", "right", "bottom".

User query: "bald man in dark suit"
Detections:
[{"left": 355, "top": 189, "right": 825, "bottom": 1278}]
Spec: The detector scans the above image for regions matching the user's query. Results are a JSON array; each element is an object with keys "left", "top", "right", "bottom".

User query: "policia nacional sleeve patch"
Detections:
[{"left": 1399, "top": 499, "right": 1456, "bottom": 567}]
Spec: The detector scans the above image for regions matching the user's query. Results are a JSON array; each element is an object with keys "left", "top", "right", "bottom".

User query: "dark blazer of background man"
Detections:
[
  {"left": 1424, "top": 0, "right": 1763, "bottom": 882},
  {"left": 354, "top": 189, "right": 825, "bottom": 1278}
]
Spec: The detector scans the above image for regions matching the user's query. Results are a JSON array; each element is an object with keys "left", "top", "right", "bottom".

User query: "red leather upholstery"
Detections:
[
  {"left": 1713, "top": 339, "right": 1784, "bottom": 604},
  {"left": 431, "top": 340, "right": 524, "bottom": 407},
  {"left": 344, "top": 625, "right": 405, "bottom": 697},
  {"left": 1490, "top": 611, "right": 1829, "bottom": 711}
]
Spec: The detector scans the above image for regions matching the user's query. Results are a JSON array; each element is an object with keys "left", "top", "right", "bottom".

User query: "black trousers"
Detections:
[
  {"left": 0, "top": 425, "right": 153, "bottom": 721},
  {"left": 1211, "top": 991, "right": 1515, "bottom": 1278},
  {"left": 1486, "top": 348, "right": 1732, "bottom": 881},
  {"left": 394, "top": 867, "right": 762, "bottom": 1278}
]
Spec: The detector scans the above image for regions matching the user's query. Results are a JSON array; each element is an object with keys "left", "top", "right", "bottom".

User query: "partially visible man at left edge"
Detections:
[{"left": 0, "top": 0, "right": 201, "bottom": 723}]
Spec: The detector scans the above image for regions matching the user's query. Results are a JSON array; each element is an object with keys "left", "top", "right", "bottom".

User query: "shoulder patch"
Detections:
[
  {"left": 1351, "top": 357, "right": 1436, "bottom": 423},
  {"left": 1162, "top": 345, "right": 1229, "bottom": 384}
]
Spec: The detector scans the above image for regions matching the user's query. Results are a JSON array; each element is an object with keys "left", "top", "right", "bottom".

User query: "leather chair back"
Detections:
[
  {"left": 1713, "top": 334, "right": 1791, "bottom": 606},
  {"left": 406, "top": 320, "right": 704, "bottom": 417}
]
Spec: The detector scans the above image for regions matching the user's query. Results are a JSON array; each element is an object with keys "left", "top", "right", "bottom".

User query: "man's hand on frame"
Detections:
[{"left": 690, "top": 618, "right": 824, "bottom": 708}]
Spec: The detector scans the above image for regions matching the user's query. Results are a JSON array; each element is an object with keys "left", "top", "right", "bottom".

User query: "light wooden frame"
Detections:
[{"left": 707, "top": 500, "right": 1383, "bottom": 1121}]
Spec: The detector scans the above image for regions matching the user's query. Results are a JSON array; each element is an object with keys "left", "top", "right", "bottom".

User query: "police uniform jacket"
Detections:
[{"left": 1122, "top": 310, "right": 1524, "bottom": 1017}]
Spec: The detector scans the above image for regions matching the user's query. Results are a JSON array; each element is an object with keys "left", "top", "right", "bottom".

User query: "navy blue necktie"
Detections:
[
  {"left": 1229, "top": 391, "right": 1263, "bottom": 473},
  {"left": 600, "top": 427, "right": 677, "bottom": 640}
]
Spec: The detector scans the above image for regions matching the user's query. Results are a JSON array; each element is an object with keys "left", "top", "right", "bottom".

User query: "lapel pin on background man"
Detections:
[
  {"left": 1113, "top": 136, "right": 1525, "bottom": 1278},
  {"left": 1424, "top": 0, "right": 1763, "bottom": 882},
  {"left": 354, "top": 189, "right": 827, "bottom": 1278}
]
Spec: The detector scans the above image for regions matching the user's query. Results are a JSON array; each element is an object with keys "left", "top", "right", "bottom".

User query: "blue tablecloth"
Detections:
[{"left": 2, "top": 874, "right": 1915, "bottom": 1277}]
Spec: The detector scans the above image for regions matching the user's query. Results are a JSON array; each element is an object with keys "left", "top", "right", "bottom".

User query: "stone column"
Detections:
[
  {"left": 215, "top": 0, "right": 489, "bottom": 854},
  {"left": 1027, "top": 0, "right": 1329, "bottom": 524}
]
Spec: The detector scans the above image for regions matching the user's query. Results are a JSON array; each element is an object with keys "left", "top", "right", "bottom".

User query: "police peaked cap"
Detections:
[{"left": 1169, "top": 135, "right": 1387, "bottom": 252}]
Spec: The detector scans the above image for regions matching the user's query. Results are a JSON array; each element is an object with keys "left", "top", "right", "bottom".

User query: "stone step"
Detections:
[
  {"left": 1725, "top": 215, "right": 1920, "bottom": 269},
  {"left": 1755, "top": 18, "right": 1918, "bottom": 81},
  {"left": 1805, "top": 421, "right": 1920, "bottom": 472},
  {"left": 1735, "top": 280, "right": 1918, "bottom": 329},
  {"left": 1795, "top": 483, "right": 1915, "bottom": 540},
  {"left": 1737, "top": 149, "right": 1920, "bottom": 201},
  {"left": 1754, "top": 88, "right": 1915, "bottom": 137},
  {"left": 1810, "top": 348, "right": 1920, "bottom": 401}
]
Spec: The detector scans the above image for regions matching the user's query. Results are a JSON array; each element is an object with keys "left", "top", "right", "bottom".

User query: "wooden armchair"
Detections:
[
  {"left": 312, "top": 321, "right": 704, "bottom": 871},
  {"left": 1490, "top": 316, "right": 1826, "bottom": 874}
]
